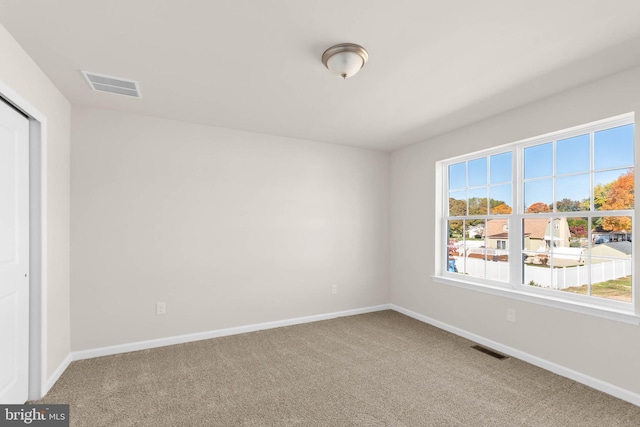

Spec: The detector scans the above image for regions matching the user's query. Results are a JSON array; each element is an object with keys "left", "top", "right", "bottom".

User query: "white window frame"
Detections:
[{"left": 434, "top": 113, "right": 640, "bottom": 325}]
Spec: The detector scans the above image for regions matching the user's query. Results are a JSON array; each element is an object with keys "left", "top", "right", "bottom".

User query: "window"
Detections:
[
  {"left": 447, "top": 152, "right": 513, "bottom": 281},
  {"left": 441, "top": 114, "right": 635, "bottom": 311}
]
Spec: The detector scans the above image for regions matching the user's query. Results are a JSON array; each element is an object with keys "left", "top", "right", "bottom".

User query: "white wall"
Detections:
[
  {"left": 71, "top": 107, "right": 389, "bottom": 351},
  {"left": 0, "top": 25, "right": 71, "bottom": 380},
  {"left": 390, "top": 66, "right": 640, "bottom": 396}
]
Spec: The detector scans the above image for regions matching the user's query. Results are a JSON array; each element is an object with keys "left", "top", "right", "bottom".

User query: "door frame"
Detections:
[{"left": 0, "top": 80, "right": 47, "bottom": 401}]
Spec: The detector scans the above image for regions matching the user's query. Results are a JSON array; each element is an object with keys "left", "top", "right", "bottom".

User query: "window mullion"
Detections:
[{"left": 511, "top": 146, "right": 523, "bottom": 289}]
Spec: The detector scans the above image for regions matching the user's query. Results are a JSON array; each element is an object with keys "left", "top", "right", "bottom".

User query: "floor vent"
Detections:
[
  {"left": 81, "top": 71, "right": 142, "bottom": 98},
  {"left": 471, "top": 345, "right": 508, "bottom": 360}
]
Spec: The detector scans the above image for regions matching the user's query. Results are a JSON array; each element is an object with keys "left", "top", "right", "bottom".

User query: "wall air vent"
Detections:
[
  {"left": 81, "top": 71, "right": 142, "bottom": 98},
  {"left": 471, "top": 345, "right": 508, "bottom": 360}
]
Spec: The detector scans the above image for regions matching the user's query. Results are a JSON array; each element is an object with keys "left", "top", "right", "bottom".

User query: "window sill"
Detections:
[{"left": 432, "top": 275, "right": 640, "bottom": 326}]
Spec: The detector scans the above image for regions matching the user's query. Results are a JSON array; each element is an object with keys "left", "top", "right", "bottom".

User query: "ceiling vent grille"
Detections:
[{"left": 81, "top": 71, "right": 142, "bottom": 98}]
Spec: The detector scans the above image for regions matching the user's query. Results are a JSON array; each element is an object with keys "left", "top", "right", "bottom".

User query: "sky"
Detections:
[{"left": 449, "top": 123, "right": 634, "bottom": 213}]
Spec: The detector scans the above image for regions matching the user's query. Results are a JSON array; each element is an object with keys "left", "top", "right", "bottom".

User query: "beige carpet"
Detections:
[{"left": 35, "top": 311, "right": 640, "bottom": 426}]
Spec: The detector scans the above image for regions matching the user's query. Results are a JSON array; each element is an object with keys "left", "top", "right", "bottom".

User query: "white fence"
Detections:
[
  {"left": 454, "top": 257, "right": 631, "bottom": 289},
  {"left": 458, "top": 256, "right": 509, "bottom": 281}
]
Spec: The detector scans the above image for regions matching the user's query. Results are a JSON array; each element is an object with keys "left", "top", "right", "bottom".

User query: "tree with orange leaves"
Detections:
[
  {"left": 526, "top": 202, "right": 551, "bottom": 213},
  {"left": 601, "top": 170, "right": 634, "bottom": 231},
  {"left": 491, "top": 203, "right": 512, "bottom": 214}
]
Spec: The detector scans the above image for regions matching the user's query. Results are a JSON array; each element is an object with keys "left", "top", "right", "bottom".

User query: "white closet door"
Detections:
[{"left": 0, "top": 99, "right": 29, "bottom": 404}]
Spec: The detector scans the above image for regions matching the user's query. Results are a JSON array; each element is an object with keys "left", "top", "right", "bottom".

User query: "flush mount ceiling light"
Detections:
[{"left": 322, "top": 43, "right": 368, "bottom": 79}]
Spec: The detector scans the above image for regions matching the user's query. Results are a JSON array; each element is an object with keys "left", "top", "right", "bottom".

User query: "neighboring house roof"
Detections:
[
  {"left": 525, "top": 218, "right": 555, "bottom": 240},
  {"left": 489, "top": 233, "right": 509, "bottom": 239},
  {"left": 484, "top": 219, "right": 507, "bottom": 238},
  {"left": 484, "top": 217, "right": 551, "bottom": 239},
  {"left": 596, "top": 241, "right": 632, "bottom": 256}
]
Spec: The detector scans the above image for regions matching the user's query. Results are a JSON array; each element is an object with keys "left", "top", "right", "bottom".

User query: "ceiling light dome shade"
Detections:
[{"left": 322, "top": 43, "right": 368, "bottom": 79}]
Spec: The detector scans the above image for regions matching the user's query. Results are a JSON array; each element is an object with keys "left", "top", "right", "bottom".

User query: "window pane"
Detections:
[
  {"left": 547, "top": 217, "right": 571, "bottom": 249},
  {"left": 589, "top": 258, "right": 632, "bottom": 303},
  {"left": 449, "top": 190, "right": 467, "bottom": 216},
  {"left": 591, "top": 215, "right": 632, "bottom": 302},
  {"left": 485, "top": 218, "right": 508, "bottom": 242},
  {"left": 489, "top": 184, "right": 512, "bottom": 214},
  {"left": 448, "top": 162, "right": 466, "bottom": 190},
  {"left": 468, "top": 158, "right": 487, "bottom": 187},
  {"left": 523, "top": 217, "right": 552, "bottom": 252},
  {"left": 523, "top": 264, "right": 552, "bottom": 289},
  {"left": 468, "top": 188, "right": 488, "bottom": 215},
  {"left": 556, "top": 134, "right": 590, "bottom": 175},
  {"left": 594, "top": 169, "right": 634, "bottom": 211},
  {"left": 592, "top": 216, "right": 632, "bottom": 241},
  {"left": 594, "top": 124, "right": 634, "bottom": 171},
  {"left": 558, "top": 268, "right": 591, "bottom": 297},
  {"left": 524, "top": 179, "right": 552, "bottom": 213},
  {"left": 490, "top": 152, "right": 512, "bottom": 184},
  {"left": 523, "top": 259, "right": 551, "bottom": 287},
  {"left": 523, "top": 217, "right": 553, "bottom": 288},
  {"left": 448, "top": 219, "right": 489, "bottom": 279},
  {"left": 552, "top": 217, "right": 587, "bottom": 289},
  {"left": 484, "top": 218, "right": 509, "bottom": 281},
  {"left": 524, "top": 142, "right": 553, "bottom": 179},
  {"left": 448, "top": 219, "right": 464, "bottom": 240},
  {"left": 553, "top": 258, "right": 589, "bottom": 290},
  {"left": 447, "top": 220, "right": 464, "bottom": 275},
  {"left": 556, "top": 174, "right": 589, "bottom": 212},
  {"left": 466, "top": 219, "right": 485, "bottom": 241},
  {"left": 567, "top": 216, "right": 589, "bottom": 248},
  {"left": 465, "top": 219, "right": 487, "bottom": 279}
]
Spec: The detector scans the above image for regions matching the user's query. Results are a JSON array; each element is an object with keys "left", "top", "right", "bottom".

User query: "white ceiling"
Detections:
[{"left": 2, "top": 0, "right": 640, "bottom": 151}]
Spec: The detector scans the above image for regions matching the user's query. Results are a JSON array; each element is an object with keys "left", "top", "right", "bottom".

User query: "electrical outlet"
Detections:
[
  {"left": 156, "top": 302, "right": 166, "bottom": 315},
  {"left": 507, "top": 308, "right": 516, "bottom": 323},
  {"left": 331, "top": 285, "right": 337, "bottom": 295}
]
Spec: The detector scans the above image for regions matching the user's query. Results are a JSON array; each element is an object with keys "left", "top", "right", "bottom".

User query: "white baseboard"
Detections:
[
  {"left": 389, "top": 304, "right": 640, "bottom": 407},
  {"left": 43, "top": 303, "right": 640, "bottom": 408},
  {"left": 72, "top": 304, "right": 391, "bottom": 361},
  {"left": 45, "top": 352, "right": 72, "bottom": 396}
]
